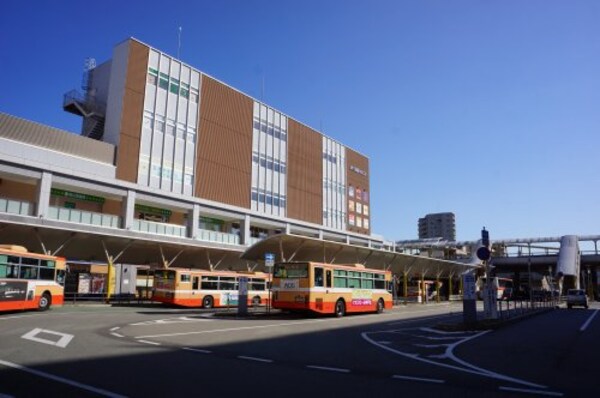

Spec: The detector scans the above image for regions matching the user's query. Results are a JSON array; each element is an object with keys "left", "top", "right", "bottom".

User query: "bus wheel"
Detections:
[
  {"left": 202, "top": 296, "right": 214, "bottom": 309},
  {"left": 376, "top": 298, "right": 385, "bottom": 314},
  {"left": 252, "top": 296, "right": 261, "bottom": 306},
  {"left": 335, "top": 299, "right": 346, "bottom": 317},
  {"left": 38, "top": 292, "right": 51, "bottom": 311}
]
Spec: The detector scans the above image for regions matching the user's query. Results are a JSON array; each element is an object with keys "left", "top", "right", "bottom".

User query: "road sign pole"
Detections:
[
  {"left": 462, "top": 273, "right": 477, "bottom": 326},
  {"left": 265, "top": 253, "right": 275, "bottom": 314}
]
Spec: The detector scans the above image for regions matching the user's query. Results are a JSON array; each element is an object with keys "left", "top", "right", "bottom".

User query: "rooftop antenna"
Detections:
[
  {"left": 177, "top": 26, "right": 182, "bottom": 59},
  {"left": 261, "top": 72, "right": 265, "bottom": 101},
  {"left": 82, "top": 57, "right": 96, "bottom": 95}
]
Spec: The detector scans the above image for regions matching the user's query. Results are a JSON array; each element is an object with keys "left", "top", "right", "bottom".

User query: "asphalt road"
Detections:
[{"left": 0, "top": 302, "right": 598, "bottom": 397}]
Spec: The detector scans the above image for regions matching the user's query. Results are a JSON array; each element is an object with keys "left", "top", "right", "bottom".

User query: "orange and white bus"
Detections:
[
  {"left": 152, "top": 268, "right": 270, "bottom": 308},
  {"left": 272, "top": 261, "right": 393, "bottom": 316},
  {"left": 0, "top": 245, "right": 66, "bottom": 312}
]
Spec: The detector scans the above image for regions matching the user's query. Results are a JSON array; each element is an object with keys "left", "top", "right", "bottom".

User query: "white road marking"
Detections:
[
  {"left": 412, "top": 334, "right": 466, "bottom": 340},
  {"left": 138, "top": 340, "right": 160, "bottom": 346},
  {"left": 110, "top": 327, "right": 120, "bottom": 332},
  {"left": 580, "top": 309, "right": 598, "bottom": 332},
  {"left": 182, "top": 347, "right": 212, "bottom": 354},
  {"left": 21, "top": 328, "right": 74, "bottom": 348},
  {"left": 499, "top": 386, "right": 563, "bottom": 396},
  {"left": 130, "top": 316, "right": 212, "bottom": 326},
  {"left": 237, "top": 355, "right": 273, "bottom": 363},
  {"left": 419, "top": 327, "right": 478, "bottom": 335},
  {"left": 0, "top": 359, "right": 127, "bottom": 398},
  {"left": 362, "top": 329, "right": 547, "bottom": 389},
  {"left": 306, "top": 365, "right": 350, "bottom": 373},
  {"left": 413, "top": 343, "right": 449, "bottom": 348},
  {"left": 110, "top": 333, "right": 124, "bottom": 338},
  {"left": 131, "top": 312, "right": 412, "bottom": 339},
  {"left": 377, "top": 341, "right": 392, "bottom": 344},
  {"left": 392, "top": 374, "right": 445, "bottom": 384},
  {"left": 135, "top": 318, "right": 332, "bottom": 339}
]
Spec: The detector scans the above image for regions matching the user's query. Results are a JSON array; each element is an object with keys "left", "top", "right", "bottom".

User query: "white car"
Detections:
[{"left": 566, "top": 289, "right": 589, "bottom": 309}]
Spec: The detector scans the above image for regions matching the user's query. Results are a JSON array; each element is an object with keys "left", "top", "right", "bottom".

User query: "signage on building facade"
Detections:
[{"left": 350, "top": 165, "right": 367, "bottom": 177}]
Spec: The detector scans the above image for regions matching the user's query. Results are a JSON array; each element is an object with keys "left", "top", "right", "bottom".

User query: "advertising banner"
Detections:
[{"left": 0, "top": 280, "right": 28, "bottom": 302}]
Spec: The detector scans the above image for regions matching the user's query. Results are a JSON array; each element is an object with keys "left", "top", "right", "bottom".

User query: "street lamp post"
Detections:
[{"left": 528, "top": 244, "right": 533, "bottom": 308}]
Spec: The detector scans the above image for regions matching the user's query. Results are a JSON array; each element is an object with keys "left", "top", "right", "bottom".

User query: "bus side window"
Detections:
[
  {"left": 326, "top": 270, "right": 332, "bottom": 288},
  {"left": 314, "top": 267, "right": 324, "bottom": 287},
  {"left": 192, "top": 276, "right": 199, "bottom": 290}
]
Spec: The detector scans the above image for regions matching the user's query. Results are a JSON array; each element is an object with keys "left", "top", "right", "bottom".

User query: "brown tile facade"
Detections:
[
  {"left": 287, "top": 120, "right": 323, "bottom": 225},
  {"left": 115, "top": 40, "right": 148, "bottom": 182},
  {"left": 195, "top": 76, "right": 253, "bottom": 208},
  {"left": 346, "top": 149, "right": 370, "bottom": 235}
]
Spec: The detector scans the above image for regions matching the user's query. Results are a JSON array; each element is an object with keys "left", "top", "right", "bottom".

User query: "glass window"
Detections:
[
  {"left": 363, "top": 279, "right": 374, "bottom": 289},
  {"left": 273, "top": 263, "right": 308, "bottom": 278},
  {"left": 20, "top": 266, "right": 38, "bottom": 279},
  {"left": 21, "top": 257, "right": 39, "bottom": 266},
  {"left": 201, "top": 277, "right": 218, "bottom": 290},
  {"left": 0, "top": 264, "right": 18, "bottom": 278},
  {"left": 334, "top": 276, "right": 347, "bottom": 288},
  {"left": 314, "top": 267, "right": 324, "bottom": 287},
  {"left": 250, "top": 280, "right": 266, "bottom": 291},
  {"left": 39, "top": 267, "right": 55, "bottom": 281},
  {"left": 347, "top": 277, "right": 360, "bottom": 289},
  {"left": 180, "top": 274, "right": 191, "bottom": 283},
  {"left": 219, "top": 277, "right": 236, "bottom": 290},
  {"left": 159, "top": 78, "right": 168, "bottom": 90},
  {"left": 348, "top": 186, "right": 354, "bottom": 197},
  {"left": 192, "top": 277, "right": 199, "bottom": 290},
  {"left": 147, "top": 73, "right": 157, "bottom": 85}
]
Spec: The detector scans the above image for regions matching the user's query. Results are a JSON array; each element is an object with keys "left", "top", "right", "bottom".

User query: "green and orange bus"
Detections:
[
  {"left": 272, "top": 261, "right": 393, "bottom": 316},
  {"left": 0, "top": 245, "right": 66, "bottom": 312}
]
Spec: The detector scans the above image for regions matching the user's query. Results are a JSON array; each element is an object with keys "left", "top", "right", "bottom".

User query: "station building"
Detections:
[{"left": 0, "top": 38, "right": 383, "bottom": 269}]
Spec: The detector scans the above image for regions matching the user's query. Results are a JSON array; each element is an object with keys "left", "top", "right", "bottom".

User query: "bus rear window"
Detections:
[
  {"left": 155, "top": 270, "right": 176, "bottom": 280},
  {"left": 274, "top": 263, "right": 308, "bottom": 278}
]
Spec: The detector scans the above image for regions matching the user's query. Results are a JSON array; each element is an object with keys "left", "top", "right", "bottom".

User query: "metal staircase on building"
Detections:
[
  {"left": 63, "top": 57, "right": 106, "bottom": 140},
  {"left": 63, "top": 90, "right": 106, "bottom": 140}
]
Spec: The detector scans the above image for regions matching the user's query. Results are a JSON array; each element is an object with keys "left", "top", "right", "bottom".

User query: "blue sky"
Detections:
[{"left": 1, "top": 1, "right": 598, "bottom": 241}]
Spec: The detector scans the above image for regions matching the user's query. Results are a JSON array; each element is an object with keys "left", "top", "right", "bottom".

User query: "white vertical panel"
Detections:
[
  {"left": 144, "top": 85, "right": 156, "bottom": 111},
  {"left": 252, "top": 161, "right": 258, "bottom": 187},
  {"left": 159, "top": 55, "right": 170, "bottom": 75},
  {"left": 149, "top": 50, "right": 159, "bottom": 69},
  {"left": 177, "top": 97, "right": 187, "bottom": 123},
  {"left": 188, "top": 99, "right": 197, "bottom": 127},
  {"left": 279, "top": 172, "right": 285, "bottom": 196},
  {"left": 156, "top": 89, "right": 167, "bottom": 116},
  {"left": 171, "top": 61, "right": 181, "bottom": 80},
  {"left": 191, "top": 71, "right": 200, "bottom": 89},
  {"left": 266, "top": 133, "right": 273, "bottom": 160},
  {"left": 167, "top": 92, "right": 177, "bottom": 120},
  {"left": 180, "top": 65, "right": 190, "bottom": 84},
  {"left": 252, "top": 128, "right": 259, "bottom": 152}
]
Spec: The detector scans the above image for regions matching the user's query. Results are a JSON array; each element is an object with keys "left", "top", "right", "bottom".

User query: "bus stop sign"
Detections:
[{"left": 265, "top": 253, "right": 275, "bottom": 268}]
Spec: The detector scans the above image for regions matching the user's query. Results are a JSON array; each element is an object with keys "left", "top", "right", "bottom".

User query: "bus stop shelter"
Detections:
[{"left": 242, "top": 234, "right": 479, "bottom": 303}]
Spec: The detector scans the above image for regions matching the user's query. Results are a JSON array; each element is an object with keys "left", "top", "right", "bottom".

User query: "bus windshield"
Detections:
[{"left": 273, "top": 263, "right": 308, "bottom": 278}]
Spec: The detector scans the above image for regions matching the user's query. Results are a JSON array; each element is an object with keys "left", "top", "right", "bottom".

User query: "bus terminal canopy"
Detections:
[{"left": 242, "top": 234, "right": 479, "bottom": 279}]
